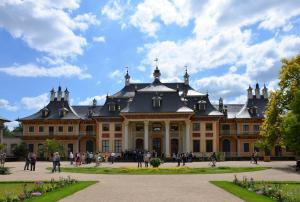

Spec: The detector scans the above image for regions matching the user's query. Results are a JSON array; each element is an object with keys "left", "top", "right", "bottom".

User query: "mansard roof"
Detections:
[
  {"left": 236, "top": 96, "right": 268, "bottom": 119},
  {"left": 19, "top": 99, "right": 82, "bottom": 121},
  {"left": 121, "top": 91, "right": 193, "bottom": 113}
]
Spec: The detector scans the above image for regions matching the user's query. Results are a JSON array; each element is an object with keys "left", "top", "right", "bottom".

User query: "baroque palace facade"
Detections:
[{"left": 19, "top": 66, "right": 293, "bottom": 159}]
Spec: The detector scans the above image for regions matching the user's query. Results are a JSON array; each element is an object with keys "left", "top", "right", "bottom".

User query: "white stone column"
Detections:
[
  {"left": 124, "top": 121, "right": 129, "bottom": 151},
  {"left": 165, "top": 120, "right": 170, "bottom": 157},
  {"left": 185, "top": 120, "right": 191, "bottom": 153},
  {"left": 144, "top": 121, "right": 149, "bottom": 151}
]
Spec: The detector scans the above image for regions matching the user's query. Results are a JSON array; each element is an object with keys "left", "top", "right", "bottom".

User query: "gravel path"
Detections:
[{"left": 1, "top": 161, "right": 299, "bottom": 202}]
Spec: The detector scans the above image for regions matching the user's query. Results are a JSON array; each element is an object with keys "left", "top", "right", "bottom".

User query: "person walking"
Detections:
[
  {"left": 30, "top": 153, "right": 37, "bottom": 171},
  {"left": 24, "top": 153, "right": 31, "bottom": 170},
  {"left": 182, "top": 153, "right": 187, "bottom": 166},
  {"left": 69, "top": 152, "right": 74, "bottom": 165},
  {"left": 111, "top": 152, "right": 115, "bottom": 164},
  {"left": 210, "top": 152, "right": 217, "bottom": 167},
  {"left": 250, "top": 152, "right": 255, "bottom": 164},
  {"left": 75, "top": 153, "right": 81, "bottom": 167},
  {"left": 0, "top": 152, "right": 6, "bottom": 167},
  {"left": 52, "top": 152, "right": 61, "bottom": 173},
  {"left": 254, "top": 151, "right": 258, "bottom": 164},
  {"left": 137, "top": 151, "right": 143, "bottom": 168},
  {"left": 177, "top": 153, "right": 181, "bottom": 167},
  {"left": 144, "top": 152, "right": 150, "bottom": 168}
]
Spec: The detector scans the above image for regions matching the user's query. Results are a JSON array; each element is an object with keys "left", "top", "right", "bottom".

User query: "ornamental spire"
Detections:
[
  {"left": 124, "top": 66, "right": 130, "bottom": 86},
  {"left": 184, "top": 65, "right": 189, "bottom": 85},
  {"left": 153, "top": 58, "right": 161, "bottom": 80}
]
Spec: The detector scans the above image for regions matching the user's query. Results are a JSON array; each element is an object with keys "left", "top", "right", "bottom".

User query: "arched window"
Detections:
[{"left": 152, "top": 96, "right": 162, "bottom": 108}]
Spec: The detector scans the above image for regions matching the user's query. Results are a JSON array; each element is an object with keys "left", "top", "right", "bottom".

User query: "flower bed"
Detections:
[
  {"left": 232, "top": 175, "right": 300, "bottom": 202},
  {"left": 0, "top": 176, "right": 78, "bottom": 202}
]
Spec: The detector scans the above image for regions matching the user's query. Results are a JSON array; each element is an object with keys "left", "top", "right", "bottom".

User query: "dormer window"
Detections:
[
  {"left": 42, "top": 107, "right": 49, "bottom": 117},
  {"left": 108, "top": 102, "right": 116, "bottom": 111},
  {"left": 88, "top": 110, "right": 93, "bottom": 118},
  {"left": 59, "top": 107, "right": 68, "bottom": 117},
  {"left": 152, "top": 96, "right": 162, "bottom": 108},
  {"left": 197, "top": 100, "right": 206, "bottom": 111}
]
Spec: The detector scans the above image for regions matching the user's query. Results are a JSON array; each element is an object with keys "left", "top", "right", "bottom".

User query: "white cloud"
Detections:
[
  {"left": 20, "top": 93, "right": 49, "bottom": 110},
  {"left": 130, "top": 0, "right": 192, "bottom": 37},
  {"left": 78, "top": 95, "right": 107, "bottom": 105},
  {"left": 109, "top": 69, "right": 122, "bottom": 79},
  {"left": 93, "top": 36, "right": 106, "bottom": 43},
  {"left": 137, "top": 65, "right": 146, "bottom": 72},
  {"left": 0, "top": 0, "right": 99, "bottom": 57},
  {"left": 101, "top": 0, "right": 127, "bottom": 20},
  {"left": 0, "top": 99, "right": 18, "bottom": 112},
  {"left": 0, "top": 63, "right": 92, "bottom": 79}
]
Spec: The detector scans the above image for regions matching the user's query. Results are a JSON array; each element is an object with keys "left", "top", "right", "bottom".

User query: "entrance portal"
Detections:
[
  {"left": 136, "top": 139, "right": 144, "bottom": 150},
  {"left": 222, "top": 139, "right": 231, "bottom": 152},
  {"left": 171, "top": 139, "right": 179, "bottom": 154},
  {"left": 152, "top": 138, "right": 161, "bottom": 156},
  {"left": 86, "top": 140, "right": 94, "bottom": 153}
]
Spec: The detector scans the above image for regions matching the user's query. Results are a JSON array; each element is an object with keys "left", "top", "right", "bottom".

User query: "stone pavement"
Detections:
[{"left": 1, "top": 161, "right": 299, "bottom": 202}]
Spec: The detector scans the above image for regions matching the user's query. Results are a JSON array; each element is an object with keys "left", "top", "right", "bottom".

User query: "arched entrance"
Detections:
[
  {"left": 222, "top": 139, "right": 231, "bottom": 152},
  {"left": 136, "top": 139, "right": 144, "bottom": 150},
  {"left": 171, "top": 139, "right": 179, "bottom": 154},
  {"left": 152, "top": 138, "right": 161, "bottom": 156},
  {"left": 86, "top": 140, "right": 94, "bottom": 153}
]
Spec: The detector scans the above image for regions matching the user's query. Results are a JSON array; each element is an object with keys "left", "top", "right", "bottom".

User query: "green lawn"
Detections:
[
  {"left": 0, "top": 181, "right": 97, "bottom": 202},
  {"left": 211, "top": 181, "right": 275, "bottom": 202},
  {"left": 55, "top": 166, "right": 269, "bottom": 175},
  {"left": 211, "top": 181, "right": 300, "bottom": 202}
]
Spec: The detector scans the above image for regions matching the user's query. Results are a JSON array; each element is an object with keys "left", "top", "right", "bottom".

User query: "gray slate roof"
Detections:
[{"left": 0, "top": 116, "right": 10, "bottom": 122}]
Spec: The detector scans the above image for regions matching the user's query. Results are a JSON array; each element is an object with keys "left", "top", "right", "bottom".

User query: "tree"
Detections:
[
  {"left": 44, "top": 139, "right": 64, "bottom": 159},
  {"left": 260, "top": 52, "right": 300, "bottom": 155},
  {"left": 13, "top": 142, "right": 28, "bottom": 159},
  {"left": 0, "top": 144, "right": 5, "bottom": 151},
  {"left": 3, "top": 126, "right": 13, "bottom": 136},
  {"left": 282, "top": 89, "right": 300, "bottom": 155}
]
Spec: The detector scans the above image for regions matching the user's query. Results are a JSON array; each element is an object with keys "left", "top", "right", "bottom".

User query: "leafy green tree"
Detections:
[
  {"left": 44, "top": 139, "right": 64, "bottom": 159},
  {"left": 282, "top": 89, "right": 300, "bottom": 155},
  {"left": 260, "top": 52, "right": 300, "bottom": 154},
  {"left": 0, "top": 144, "right": 5, "bottom": 151},
  {"left": 13, "top": 142, "right": 28, "bottom": 159},
  {"left": 3, "top": 126, "right": 13, "bottom": 136}
]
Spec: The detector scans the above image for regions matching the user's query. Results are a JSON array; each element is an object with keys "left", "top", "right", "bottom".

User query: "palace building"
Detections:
[{"left": 18, "top": 66, "right": 293, "bottom": 159}]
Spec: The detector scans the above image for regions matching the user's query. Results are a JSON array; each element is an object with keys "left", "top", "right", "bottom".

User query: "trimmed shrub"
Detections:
[
  {"left": 150, "top": 158, "right": 161, "bottom": 168},
  {"left": 0, "top": 167, "right": 10, "bottom": 175}
]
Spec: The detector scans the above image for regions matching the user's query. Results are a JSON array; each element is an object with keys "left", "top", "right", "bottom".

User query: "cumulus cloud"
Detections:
[
  {"left": 5, "top": 121, "right": 20, "bottom": 131},
  {"left": 0, "top": 0, "right": 99, "bottom": 57},
  {"left": 0, "top": 63, "right": 92, "bottom": 79},
  {"left": 0, "top": 99, "right": 18, "bottom": 112},
  {"left": 101, "top": 0, "right": 128, "bottom": 20},
  {"left": 109, "top": 69, "right": 123, "bottom": 79},
  {"left": 93, "top": 36, "right": 106, "bottom": 43},
  {"left": 78, "top": 94, "right": 107, "bottom": 105},
  {"left": 20, "top": 93, "right": 49, "bottom": 110}
]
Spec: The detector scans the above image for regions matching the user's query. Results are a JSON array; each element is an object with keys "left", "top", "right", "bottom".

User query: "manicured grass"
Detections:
[
  {"left": 26, "top": 181, "right": 97, "bottom": 202},
  {"left": 0, "top": 181, "right": 97, "bottom": 202},
  {"left": 55, "top": 166, "right": 269, "bottom": 175},
  {"left": 211, "top": 181, "right": 275, "bottom": 202}
]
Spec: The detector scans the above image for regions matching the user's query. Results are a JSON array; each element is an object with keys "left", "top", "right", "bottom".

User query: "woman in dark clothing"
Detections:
[
  {"left": 24, "top": 153, "right": 31, "bottom": 170},
  {"left": 30, "top": 153, "right": 37, "bottom": 171}
]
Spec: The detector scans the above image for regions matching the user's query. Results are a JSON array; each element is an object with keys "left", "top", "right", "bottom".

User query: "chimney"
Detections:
[
  {"left": 57, "top": 86, "right": 62, "bottom": 101},
  {"left": 255, "top": 83, "right": 260, "bottom": 99},
  {"left": 262, "top": 84, "right": 268, "bottom": 99},
  {"left": 247, "top": 85, "right": 253, "bottom": 99},
  {"left": 64, "top": 88, "right": 69, "bottom": 101},
  {"left": 50, "top": 88, "right": 55, "bottom": 101}
]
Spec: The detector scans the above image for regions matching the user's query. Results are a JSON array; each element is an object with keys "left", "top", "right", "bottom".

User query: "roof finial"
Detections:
[{"left": 154, "top": 58, "right": 159, "bottom": 69}]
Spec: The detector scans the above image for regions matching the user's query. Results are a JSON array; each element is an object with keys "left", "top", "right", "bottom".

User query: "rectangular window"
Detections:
[
  {"left": 39, "top": 126, "right": 44, "bottom": 133},
  {"left": 221, "top": 124, "right": 230, "bottom": 130},
  {"left": 49, "top": 126, "right": 54, "bottom": 135},
  {"left": 58, "top": 126, "right": 64, "bottom": 132},
  {"left": 253, "top": 125, "right": 260, "bottom": 132},
  {"left": 115, "top": 123, "right": 122, "bottom": 131},
  {"left": 68, "top": 126, "right": 73, "bottom": 132},
  {"left": 170, "top": 124, "right": 179, "bottom": 131},
  {"left": 102, "top": 140, "right": 109, "bottom": 152},
  {"left": 243, "top": 124, "right": 249, "bottom": 132},
  {"left": 114, "top": 140, "right": 122, "bottom": 153},
  {"left": 243, "top": 143, "right": 250, "bottom": 152},
  {"left": 192, "top": 123, "right": 200, "bottom": 131},
  {"left": 206, "top": 140, "right": 213, "bottom": 152},
  {"left": 205, "top": 123, "right": 213, "bottom": 131},
  {"left": 136, "top": 124, "right": 144, "bottom": 132},
  {"left": 102, "top": 123, "right": 109, "bottom": 132},
  {"left": 193, "top": 140, "right": 200, "bottom": 152},
  {"left": 67, "top": 144, "right": 73, "bottom": 153},
  {"left": 29, "top": 126, "right": 34, "bottom": 132}
]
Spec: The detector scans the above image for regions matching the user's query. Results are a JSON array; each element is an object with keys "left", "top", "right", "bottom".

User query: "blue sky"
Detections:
[{"left": 1, "top": 0, "right": 300, "bottom": 129}]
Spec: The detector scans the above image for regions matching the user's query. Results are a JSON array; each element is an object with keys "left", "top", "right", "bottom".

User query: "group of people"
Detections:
[
  {"left": 68, "top": 151, "right": 117, "bottom": 167},
  {"left": 24, "top": 152, "right": 37, "bottom": 171}
]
